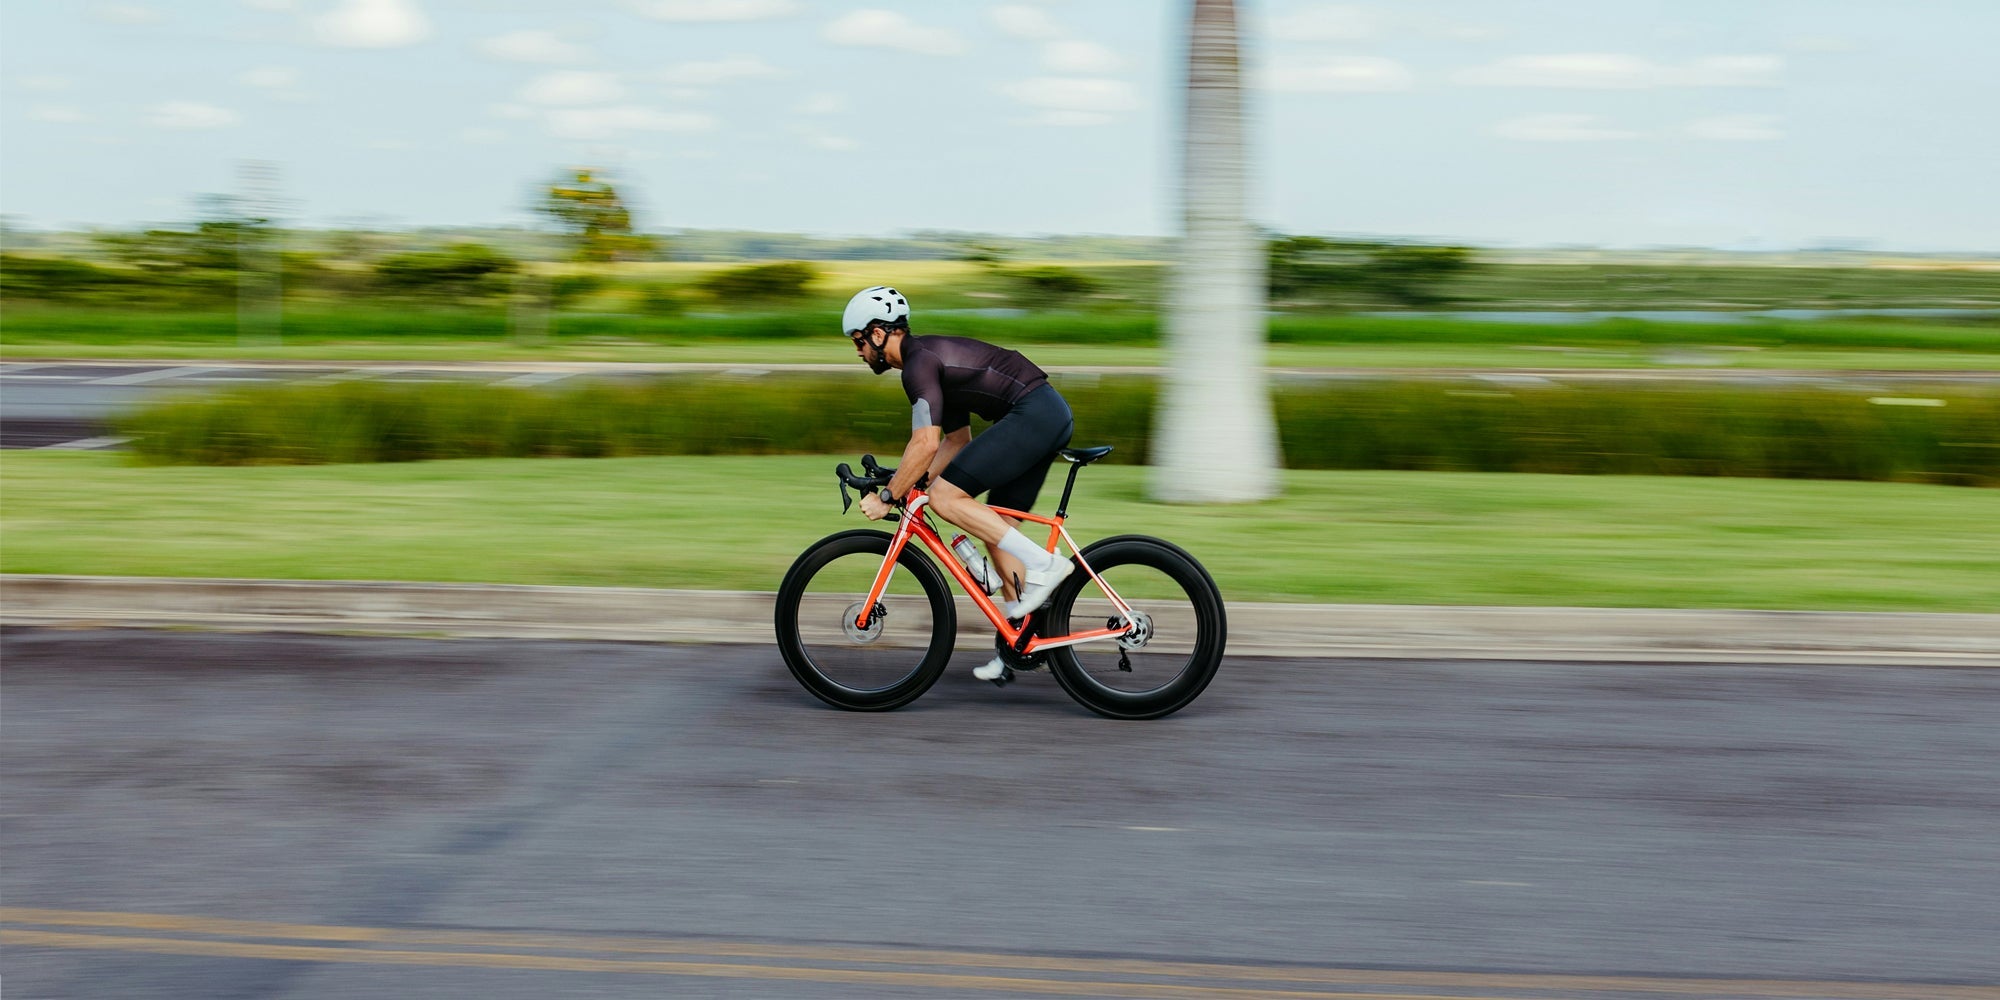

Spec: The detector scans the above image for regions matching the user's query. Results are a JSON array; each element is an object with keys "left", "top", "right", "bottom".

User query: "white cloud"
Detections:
[
  {"left": 30, "top": 105, "right": 92, "bottom": 124},
  {"left": 476, "top": 30, "right": 586, "bottom": 64},
  {"left": 825, "top": 10, "right": 964, "bottom": 56},
  {"left": 659, "top": 55, "right": 783, "bottom": 85},
  {"left": 990, "top": 4, "right": 1060, "bottom": 41},
  {"left": 20, "top": 75, "right": 73, "bottom": 92},
  {"left": 148, "top": 100, "right": 241, "bottom": 129},
  {"left": 239, "top": 66, "right": 299, "bottom": 89},
  {"left": 630, "top": 0, "right": 799, "bottom": 23},
  {"left": 242, "top": 0, "right": 296, "bottom": 10},
  {"left": 1457, "top": 53, "right": 1783, "bottom": 89},
  {"left": 489, "top": 103, "right": 535, "bottom": 120},
  {"left": 1265, "top": 4, "right": 1377, "bottom": 42},
  {"left": 791, "top": 124, "right": 859, "bottom": 152},
  {"left": 1458, "top": 53, "right": 1654, "bottom": 88},
  {"left": 544, "top": 105, "right": 715, "bottom": 140},
  {"left": 1489, "top": 113, "right": 1641, "bottom": 141},
  {"left": 1677, "top": 55, "right": 1783, "bottom": 87},
  {"left": 519, "top": 70, "right": 626, "bottom": 105},
  {"left": 313, "top": 0, "right": 430, "bottom": 48},
  {"left": 1000, "top": 76, "right": 1137, "bottom": 124},
  {"left": 1262, "top": 56, "right": 1413, "bottom": 93},
  {"left": 796, "top": 92, "right": 848, "bottom": 115},
  {"left": 458, "top": 126, "right": 507, "bottom": 144},
  {"left": 1685, "top": 113, "right": 1783, "bottom": 141},
  {"left": 1042, "top": 40, "right": 1121, "bottom": 74},
  {"left": 92, "top": 4, "right": 165, "bottom": 25}
]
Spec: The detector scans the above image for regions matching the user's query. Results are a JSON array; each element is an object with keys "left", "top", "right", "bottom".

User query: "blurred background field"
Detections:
[
  {"left": 6, "top": 229, "right": 1995, "bottom": 369},
  {"left": 5, "top": 451, "right": 1996, "bottom": 612}
]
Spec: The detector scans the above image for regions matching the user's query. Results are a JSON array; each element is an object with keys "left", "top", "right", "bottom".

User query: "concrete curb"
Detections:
[{"left": 4, "top": 575, "right": 1995, "bottom": 666}]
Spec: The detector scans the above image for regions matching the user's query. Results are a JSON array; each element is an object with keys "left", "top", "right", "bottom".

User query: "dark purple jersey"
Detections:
[{"left": 899, "top": 335, "right": 1050, "bottom": 432}]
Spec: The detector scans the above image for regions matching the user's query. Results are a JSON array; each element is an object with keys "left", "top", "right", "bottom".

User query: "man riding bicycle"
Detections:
[{"left": 844, "top": 285, "right": 1075, "bottom": 681}]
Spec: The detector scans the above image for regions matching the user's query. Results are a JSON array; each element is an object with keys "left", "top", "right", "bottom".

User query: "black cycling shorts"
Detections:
[{"left": 939, "top": 382, "right": 1074, "bottom": 512}]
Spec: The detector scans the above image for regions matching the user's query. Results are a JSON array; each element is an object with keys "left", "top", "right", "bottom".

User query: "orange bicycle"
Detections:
[{"left": 774, "top": 447, "right": 1226, "bottom": 719}]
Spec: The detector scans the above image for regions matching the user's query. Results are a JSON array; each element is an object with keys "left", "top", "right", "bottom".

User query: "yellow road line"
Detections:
[
  {"left": 0, "top": 929, "right": 1517, "bottom": 1000},
  {"left": 4, "top": 908, "right": 1996, "bottom": 1000}
]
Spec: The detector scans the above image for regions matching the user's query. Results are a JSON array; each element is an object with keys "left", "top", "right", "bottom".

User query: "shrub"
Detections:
[
  {"left": 1268, "top": 236, "right": 1474, "bottom": 308},
  {"left": 695, "top": 261, "right": 818, "bottom": 303},
  {"left": 372, "top": 244, "right": 518, "bottom": 299},
  {"left": 0, "top": 254, "right": 130, "bottom": 303},
  {"left": 1006, "top": 266, "right": 1099, "bottom": 308},
  {"left": 549, "top": 273, "right": 606, "bottom": 308},
  {"left": 636, "top": 283, "right": 683, "bottom": 316}
]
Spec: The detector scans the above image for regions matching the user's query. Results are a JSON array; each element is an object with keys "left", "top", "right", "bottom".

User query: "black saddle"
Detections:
[{"left": 1059, "top": 445, "right": 1115, "bottom": 466}]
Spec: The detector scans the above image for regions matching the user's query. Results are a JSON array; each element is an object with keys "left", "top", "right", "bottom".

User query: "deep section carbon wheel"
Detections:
[
  {"left": 1040, "top": 535, "right": 1226, "bottom": 720},
  {"left": 774, "top": 529, "right": 957, "bottom": 711}
]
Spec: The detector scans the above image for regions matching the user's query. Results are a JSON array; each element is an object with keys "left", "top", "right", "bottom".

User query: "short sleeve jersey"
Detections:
[{"left": 899, "top": 335, "right": 1050, "bottom": 433}]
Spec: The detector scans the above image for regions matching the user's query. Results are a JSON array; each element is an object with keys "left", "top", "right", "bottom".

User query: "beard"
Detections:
[{"left": 865, "top": 343, "right": 891, "bottom": 374}]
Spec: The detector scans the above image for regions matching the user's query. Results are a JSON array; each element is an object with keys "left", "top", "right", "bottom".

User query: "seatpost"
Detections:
[{"left": 1055, "top": 460, "right": 1084, "bottom": 518}]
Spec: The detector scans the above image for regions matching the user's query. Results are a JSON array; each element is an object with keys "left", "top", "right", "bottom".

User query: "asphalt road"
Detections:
[
  {"left": 4, "top": 629, "right": 1997, "bottom": 999},
  {"left": 6, "top": 360, "right": 1995, "bottom": 449}
]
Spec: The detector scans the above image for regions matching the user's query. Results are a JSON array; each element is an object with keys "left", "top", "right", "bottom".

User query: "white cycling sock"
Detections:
[{"left": 997, "top": 528, "right": 1057, "bottom": 573}]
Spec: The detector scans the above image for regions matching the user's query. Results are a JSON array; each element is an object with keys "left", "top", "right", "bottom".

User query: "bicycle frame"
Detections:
[{"left": 854, "top": 491, "right": 1137, "bottom": 655}]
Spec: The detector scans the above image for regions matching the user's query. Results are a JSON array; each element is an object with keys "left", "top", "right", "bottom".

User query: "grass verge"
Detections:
[{"left": 4, "top": 452, "right": 1995, "bottom": 612}]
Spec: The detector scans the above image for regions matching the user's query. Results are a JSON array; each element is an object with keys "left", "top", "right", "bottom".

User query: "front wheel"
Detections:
[
  {"left": 774, "top": 529, "right": 956, "bottom": 711},
  {"left": 1041, "top": 535, "right": 1227, "bottom": 720}
]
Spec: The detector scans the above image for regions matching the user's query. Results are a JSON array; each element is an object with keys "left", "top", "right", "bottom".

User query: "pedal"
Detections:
[
  {"left": 1118, "top": 650, "right": 1132, "bottom": 672},
  {"left": 989, "top": 665, "right": 1016, "bottom": 687}
]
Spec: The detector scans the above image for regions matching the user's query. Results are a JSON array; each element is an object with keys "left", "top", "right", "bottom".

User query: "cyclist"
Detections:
[{"left": 844, "top": 285, "right": 1075, "bottom": 681}]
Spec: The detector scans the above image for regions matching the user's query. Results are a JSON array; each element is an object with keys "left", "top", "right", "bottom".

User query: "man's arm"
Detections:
[
  {"left": 926, "top": 426, "right": 971, "bottom": 484},
  {"left": 887, "top": 425, "right": 941, "bottom": 500}
]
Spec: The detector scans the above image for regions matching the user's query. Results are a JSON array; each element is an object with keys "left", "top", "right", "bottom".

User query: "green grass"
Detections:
[{"left": 5, "top": 452, "right": 1995, "bottom": 611}]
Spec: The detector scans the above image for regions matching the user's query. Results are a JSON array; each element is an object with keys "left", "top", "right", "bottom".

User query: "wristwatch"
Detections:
[{"left": 878, "top": 487, "right": 896, "bottom": 505}]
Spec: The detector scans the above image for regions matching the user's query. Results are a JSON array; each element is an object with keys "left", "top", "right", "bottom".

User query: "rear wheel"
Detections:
[
  {"left": 774, "top": 530, "right": 956, "bottom": 711},
  {"left": 1041, "top": 535, "right": 1226, "bottom": 720}
]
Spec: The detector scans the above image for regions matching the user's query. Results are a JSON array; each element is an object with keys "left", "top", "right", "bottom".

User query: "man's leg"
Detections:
[{"left": 927, "top": 481, "right": 1025, "bottom": 598}]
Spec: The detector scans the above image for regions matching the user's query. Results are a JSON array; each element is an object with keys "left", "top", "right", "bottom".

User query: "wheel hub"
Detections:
[
  {"left": 1115, "top": 610, "right": 1153, "bottom": 650},
  {"left": 842, "top": 601, "right": 885, "bottom": 644}
]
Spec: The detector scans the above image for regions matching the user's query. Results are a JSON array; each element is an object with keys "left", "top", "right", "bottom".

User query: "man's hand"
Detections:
[{"left": 859, "top": 491, "right": 892, "bottom": 521}]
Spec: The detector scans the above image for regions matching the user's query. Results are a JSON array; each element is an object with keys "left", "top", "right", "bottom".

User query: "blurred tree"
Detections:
[
  {"left": 1151, "top": 0, "right": 1282, "bottom": 502},
  {"left": 540, "top": 168, "right": 657, "bottom": 262}
]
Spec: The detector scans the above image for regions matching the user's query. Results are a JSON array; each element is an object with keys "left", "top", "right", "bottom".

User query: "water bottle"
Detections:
[{"left": 949, "top": 534, "right": 1003, "bottom": 595}]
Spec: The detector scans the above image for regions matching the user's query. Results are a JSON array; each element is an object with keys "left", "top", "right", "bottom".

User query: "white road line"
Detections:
[
  {"left": 90, "top": 366, "right": 219, "bottom": 386},
  {"left": 0, "top": 374, "right": 91, "bottom": 380},
  {"left": 310, "top": 368, "right": 407, "bottom": 382},
  {"left": 178, "top": 377, "right": 281, "bottom": 383},
  {"left": 35, "top": 436, "right": 133, "bottom": 451},
  {"left": 494, "top": 371, "right": 577, "bottom": 387}
]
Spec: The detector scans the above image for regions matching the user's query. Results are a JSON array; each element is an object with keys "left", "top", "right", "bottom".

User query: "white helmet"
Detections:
[{"left": 842, "top": 286, "right": 910, "bottom": 336}]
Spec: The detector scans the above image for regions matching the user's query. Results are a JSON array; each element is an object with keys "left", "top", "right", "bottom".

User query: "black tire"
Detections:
[
  {"left": 774, "top": 529, "right": 957, "bottom": 711},
  {"left": 1042, "top": 535, "right": 1226, "bottom": 720}
]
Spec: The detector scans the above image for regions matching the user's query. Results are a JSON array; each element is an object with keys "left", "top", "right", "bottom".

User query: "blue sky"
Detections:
[{"left": 2, "top": 0, "right": 1995, "bottom": 251}]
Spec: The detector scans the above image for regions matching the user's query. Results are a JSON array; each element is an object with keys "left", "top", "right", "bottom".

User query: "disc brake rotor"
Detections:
[{"left": 842, "top": 600, "right": 885, "bottom": 644}]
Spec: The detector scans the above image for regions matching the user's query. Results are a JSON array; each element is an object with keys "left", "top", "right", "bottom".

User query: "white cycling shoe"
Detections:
[
  {"left": 973, "top": 656, "right": 1008, "bottom": 682},
  {"left": 1003, "top": 557, "right": 1074, "bottom": 620}
]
